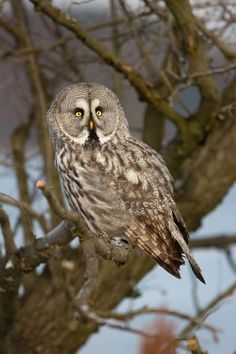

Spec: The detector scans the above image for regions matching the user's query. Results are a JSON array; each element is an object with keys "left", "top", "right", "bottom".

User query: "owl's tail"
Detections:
[{"left": 169, "top": 222, "right": 205, "bottom": 284}]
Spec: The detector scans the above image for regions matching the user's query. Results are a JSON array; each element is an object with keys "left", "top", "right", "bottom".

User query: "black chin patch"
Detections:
[{"left": 85, "top": 128, "right": 100, "bottom": 149}]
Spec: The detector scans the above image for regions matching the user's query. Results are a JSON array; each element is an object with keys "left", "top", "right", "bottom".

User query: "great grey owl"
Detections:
[{"left": 47, "top": 82, "right": 205, "bottom": 283}]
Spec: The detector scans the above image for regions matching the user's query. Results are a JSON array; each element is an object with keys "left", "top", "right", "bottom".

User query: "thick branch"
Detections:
[
  {"left": 0, "top": 178, "right": 133, "bottom": 293},
  {"left": 165, "top": 0, "right": 221, "bottom": 129},
  {"left": 190, "top": 235, "right": 236, "bottom": 249},
  {"left": 174, "top": 101, "right": 236, "bottom": 229},
  {"left": 0, "top": 221, "right": 75, "bottom": 292}
]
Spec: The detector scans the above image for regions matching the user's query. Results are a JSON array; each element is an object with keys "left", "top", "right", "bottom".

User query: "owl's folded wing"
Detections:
[
  {"left": 124, "top": 210, "right": 185, "bottom": 279},
  {"left": 122, "top": 203, "right": 205, "bottom": 283},
  {"left": 123, "top": 208, "right": 205, "bottom": 283},
  {"left": 115, "top": 168, "right": 205, "bottom": 282}
]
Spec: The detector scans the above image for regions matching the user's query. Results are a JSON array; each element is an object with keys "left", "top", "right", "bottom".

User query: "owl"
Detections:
[{"left": 47, "top": 82, "right": 205, "bottom": 283}]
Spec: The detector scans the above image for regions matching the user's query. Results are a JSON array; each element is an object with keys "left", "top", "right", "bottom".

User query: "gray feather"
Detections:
[{"left": 47, "top": 82, "right": 205, "bottom": 284}]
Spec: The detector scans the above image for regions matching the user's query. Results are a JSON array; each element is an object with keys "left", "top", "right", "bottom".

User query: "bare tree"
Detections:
[{"left": 0, "top": 1, "right": 236, "bottom": 353}]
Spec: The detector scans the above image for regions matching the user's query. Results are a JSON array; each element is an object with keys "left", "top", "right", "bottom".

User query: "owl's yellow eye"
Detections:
[
  {"left": 96, "top": 110, "right": 102, "bottom": 117},
  {"left": 95, "top": 107, "right": 103, "bottom": 118},
  {"left": 74, "top": 108, "right": 84, "bottom": 118}
]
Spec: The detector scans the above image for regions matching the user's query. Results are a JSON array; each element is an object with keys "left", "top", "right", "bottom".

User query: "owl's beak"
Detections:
[{"left": 89, "top": 120, "right": 94, "bottom": 130}]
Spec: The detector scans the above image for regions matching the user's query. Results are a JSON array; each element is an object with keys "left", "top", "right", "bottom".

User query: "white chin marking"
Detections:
[
  {"left": 59, "top": 121, "right": 89, "bottom": 145},
  {"left": 95, "top": 129, "right": 112, "bottom": 144},
  {"left": 71, "top": 129, "right": 89, "bottom": 145}
]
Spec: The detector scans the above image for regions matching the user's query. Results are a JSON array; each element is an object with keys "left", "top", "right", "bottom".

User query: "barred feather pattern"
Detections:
[
  {"left": 55, "top": 134, "right": 205, "bottom": 283},
  {"left": 48, "top": 82, "right": 204, "bottom": 283}
]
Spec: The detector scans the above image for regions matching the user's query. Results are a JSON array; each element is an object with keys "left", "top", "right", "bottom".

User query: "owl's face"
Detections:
[{"left": 47, "top": 82, "right": 129, "bottom": 147}]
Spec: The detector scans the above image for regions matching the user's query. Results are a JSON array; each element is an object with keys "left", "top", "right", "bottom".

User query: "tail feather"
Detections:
[
  {"left": 168, "top": 221, "right": 205, "bottom": 284},
  {"left": 181, "top": 241, "right": 205, "bottom": 284}
]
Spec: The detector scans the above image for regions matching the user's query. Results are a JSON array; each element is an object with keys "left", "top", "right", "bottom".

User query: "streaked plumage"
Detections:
[{"left": 47, "top": 82, "right": 205, "bottom": 283}]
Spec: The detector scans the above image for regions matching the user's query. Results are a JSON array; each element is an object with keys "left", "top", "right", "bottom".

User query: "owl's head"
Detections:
[{"left": 47, "top": 82, "right": 129, "bottom": 147}]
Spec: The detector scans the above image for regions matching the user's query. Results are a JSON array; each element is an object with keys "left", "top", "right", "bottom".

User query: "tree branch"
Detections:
[
  {"left": 190, "top": 62, "right": 236, "bottom": 80},
  {"left": 196, "top": 19, "right": 236, "bottom": 60},
  {"left": 94, "top": 306, "right": 219, "bottom": 336},
  {"left": 0, "top": 193, "right": 49, "bottom": 233},
  {"left": 0, "top": 34, "right": 75, "bottom": 59},
  {"left": 2, "top": 179, "right": 236, "bottom": 292},
  {"left": 28, "top": 0, "right": 188, "bottom": 138},
  {"left": 165, "top": 0, "right": 221, "bottom": 128},
  {"left": 0, "top": 221, "right": 75, "bottom": 292},
  {"left": 190, "top": 234, "right": 236, "bottom": 249},
  {"left": 11, "top": 0, "right": 63, "bottom": 224},
  {"left": 0, "top": 177, "right": 134, "bottom": 292},
  {"left": 0, "top": 205, "right": 16, "bottom": 256},
  {"left": 187, "top": 336, "right": 207, "bottom": 354},
  {"left": 35, "top": 181, "right": 85, "bottom": 226},
  {"left": 180, "top": 281, "right": 236, "bottom": 339},
  {"left": 11, "top": 119, "right": 34, "bottom": 244}
]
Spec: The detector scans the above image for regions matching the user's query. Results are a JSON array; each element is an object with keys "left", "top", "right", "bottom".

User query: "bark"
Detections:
[
  {"left": 176, "top": 79, "right": 236, "bottom": 228},
  {"left": 5, "top": 250, "right": 153, "bottom": 354}
]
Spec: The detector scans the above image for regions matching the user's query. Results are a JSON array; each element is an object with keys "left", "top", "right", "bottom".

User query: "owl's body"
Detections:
[{"left": 48, "top": 82, "right": 205, "bottom": 283}]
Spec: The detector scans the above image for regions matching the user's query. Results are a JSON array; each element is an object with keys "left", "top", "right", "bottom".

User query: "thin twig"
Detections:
[
  {"left": 95, "top": 306, "right": 219, "bottom": 336},
  {"left": 110, "top": 0, "right": 122, "bottom": 96},
  {"left": 224, "top": 249, "right": 236, "bottom": 274},
  {"left": 143, "top": 0, "right": 236, "bottom": 60},
  {"left": 11, "top": 120, "right": 34, "bottom": 244},
  {"left": 0, "top": 193, "right": 48, "bottom": 233},
  {"left": 0, "top": 34, "right": 75, "bottom": 59},
  {"left": 191, "top": 62, "right": 236, "bottom": 80},
  {"left": 119, "top": 0, "right": 161, "bottom": 82},
  {"left": 180, "top": 281, "right": 236, "bottom": 339},
  {"left": 196, "top": 19, "right": 236, "bottom": 60},
  {"left": 35, "top": 180, "right": 87, "bottom": 233},
  {"left": 73, "top": 304, "right": 167, "bottom": 339}
]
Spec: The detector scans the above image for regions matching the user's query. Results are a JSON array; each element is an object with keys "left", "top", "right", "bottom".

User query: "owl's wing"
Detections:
[
  {"left": 112, "top": 138, "right": 205, "bottom": 283},
  {"left": 125, "top": 211, "right": 185, "bottom": 278},
  {"left": 124, "top": 207, "right": 204, "bottom": 283}
]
